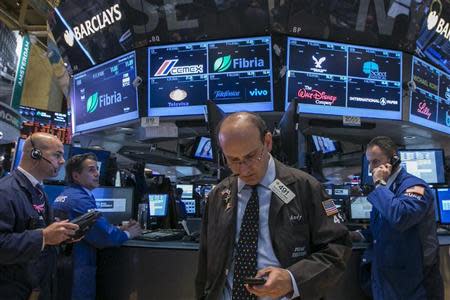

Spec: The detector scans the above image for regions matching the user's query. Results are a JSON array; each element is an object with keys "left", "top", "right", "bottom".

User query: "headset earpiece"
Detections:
[{"left": 30, "top": 135, "right": 42, "bottom": 160}]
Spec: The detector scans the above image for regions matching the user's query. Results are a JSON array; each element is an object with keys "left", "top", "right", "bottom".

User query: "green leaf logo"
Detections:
[
  {"left": 214, "top": 55, "right": 232, "bottom": 72},
  {"left": 87, "top": 92, "right": 99, "bottom": 113}
]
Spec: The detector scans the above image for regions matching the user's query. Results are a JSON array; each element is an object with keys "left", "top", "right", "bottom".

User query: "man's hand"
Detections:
[
  {"left": 349, "top": 230, "right": 364, "bottom": 242},
  {"left": 246, "top": 267, "right": 293, "bottom": 298},
  {"left": 42, "top": 220, "right": 79, "bottom": 245},
  {"left": 122, "top": 219, "right": 142, "bottom": 239},
  {"left": 372, "top": 163, "right": 392, "bottom": 183}
]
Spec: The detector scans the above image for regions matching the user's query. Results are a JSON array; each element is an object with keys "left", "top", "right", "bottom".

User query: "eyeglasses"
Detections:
[{"left": 223, "top": 146, "right": 265, "bottom": 169}]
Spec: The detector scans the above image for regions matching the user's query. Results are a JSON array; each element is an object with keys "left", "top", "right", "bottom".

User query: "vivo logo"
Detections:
[{"left": 249, "top": 88, "right": 268, "bottom": 97}]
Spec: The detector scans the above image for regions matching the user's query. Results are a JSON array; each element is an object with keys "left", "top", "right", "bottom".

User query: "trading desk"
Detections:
[{"left": 97, "top": 238, "right": 450, "bottom": 300}]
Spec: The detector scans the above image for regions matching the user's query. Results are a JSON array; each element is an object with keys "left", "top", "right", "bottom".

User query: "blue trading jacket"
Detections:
[
  {"left": 362, "top": 168, "right": 439, "bottom": 300},
  {"left": 52, "top": 184, "right": 128, "bottom": 300}
]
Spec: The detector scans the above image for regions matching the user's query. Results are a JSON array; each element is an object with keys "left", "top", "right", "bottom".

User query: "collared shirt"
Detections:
[{"left": 222, "top": 155, "right": 299, "bottom": 300}]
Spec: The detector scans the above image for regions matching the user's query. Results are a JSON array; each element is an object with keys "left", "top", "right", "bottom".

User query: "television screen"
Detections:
[
  {"left": 181, "top": 199, "right": 196, "bottom": 215},
  {"left": 12, "top": 138, "right": 71, "bottom": 183},
  {"left": 398, "top": 149, "right": 446, "bottom": 184},
  {"left": 350, "top": 196, "right": 372, "bottom": 221},
  {"left": 71, "top": 51, "right": 139, "bottom": 133},
  {"left": 148, "top": 36, "right": 273, "bottom": 116},
  {"left": 437, "top": 188, "right": 450, "bottom": 225},
  {"left": 286, "top": 37, "right": 402, "bottom": 120},
  {"left": 193, "top": 137, "right": 213, "bottom": 161},
  {"left": 409, "top": 56, "right": 450, "bottom": 135},
  {"left": 361, "top": 155, "right": 374, "bottom": 185},
  {"left": 176, "top": 184, "right": 193, "bottom": 199},
  {"left": 148, "top": 194, "right": 169, "bottom": 217},
  {"left": 93, "top": 187, "right": 133, "bottom": 225},
  {"left": 312, "top": 135, "right": 337, "bottom": 154}
]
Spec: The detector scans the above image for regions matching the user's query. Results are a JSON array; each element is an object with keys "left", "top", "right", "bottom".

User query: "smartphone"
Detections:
[{"left": 243, "top": 277, "right": 266, "bottom": 286}]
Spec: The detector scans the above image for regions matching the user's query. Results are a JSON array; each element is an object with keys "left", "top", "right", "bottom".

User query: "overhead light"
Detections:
[{"left": 403, "top": 136, "right": 416, "bottom": 140}]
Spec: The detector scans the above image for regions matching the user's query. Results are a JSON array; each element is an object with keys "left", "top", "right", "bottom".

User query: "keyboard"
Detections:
[{"left": 136, "top": 229, "right": 185, "bottom": 241}]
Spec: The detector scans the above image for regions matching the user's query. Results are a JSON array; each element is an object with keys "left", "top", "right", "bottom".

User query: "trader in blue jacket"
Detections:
[
  {"left": 353, "top": 136, "right": 443, "bottom": 299},
  {"left": 0, "top": 133, "right": 79, "bottom": 300},
  {"left": 53, "top": 153, "right": 142, "bottom": 300}
]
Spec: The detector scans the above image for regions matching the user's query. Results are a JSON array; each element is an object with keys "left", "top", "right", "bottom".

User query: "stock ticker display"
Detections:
[
  {"left": 410, "top": 57, "right": 450, "bottom": 135},
  {"left": 148, "top": 36, "right": 273, "bottom": 117},
  {"left": 71, "top": 51, "right": 139, "bottom": 133},
  {"left": 286, "top": 37, "right": 402, "bottom": 120}
]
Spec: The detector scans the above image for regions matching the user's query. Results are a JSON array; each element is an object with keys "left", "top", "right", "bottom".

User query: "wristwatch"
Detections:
[{"left": 374, "top": 179, "right": 387, "bottom": 187}]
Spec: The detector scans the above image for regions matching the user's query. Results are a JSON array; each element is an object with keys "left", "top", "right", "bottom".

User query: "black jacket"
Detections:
[{"left": 196, "top": 159, "right": 351, "bottom": 300}]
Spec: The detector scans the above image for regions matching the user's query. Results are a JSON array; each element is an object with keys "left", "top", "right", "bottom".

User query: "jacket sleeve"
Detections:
[
  {"left": 83, "top": 216, "right": 128, "bottom": 249},
  {"left": 195, "top": 193, "right": 210, "bottom": 299},
  {"left": 0, "top": 188, "right": 43, "bottom": 264},
  {"left": 288, "top": 180, "right": 352, "bottom": 300},
  {"left": 368, "top": 184, "right": 430, "bottom": 232}
]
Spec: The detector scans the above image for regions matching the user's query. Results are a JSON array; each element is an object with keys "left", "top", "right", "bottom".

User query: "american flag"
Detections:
[{"left": 322, "top": 199, "right": 338, "bottom": 217}]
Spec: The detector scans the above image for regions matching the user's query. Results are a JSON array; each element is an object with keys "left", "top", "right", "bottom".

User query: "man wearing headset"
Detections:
[
  {"left": 352, "top": 136, "right": 443, "bottom": 299},
  {"left": 0, "top": 133, "right": 79, "bottom": 300}
]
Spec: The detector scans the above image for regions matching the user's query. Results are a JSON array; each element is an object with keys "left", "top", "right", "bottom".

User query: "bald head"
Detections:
[
  {"left": 218, "top": 112, "right": 267, "bottom": 145},
  {"left": 23, "top": 132, "right": 61, "bottom": 155}
]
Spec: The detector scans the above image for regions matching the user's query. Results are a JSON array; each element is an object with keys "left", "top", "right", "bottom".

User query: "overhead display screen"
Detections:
[
  {"left": 148, "top": 36, "right": 273, "bottom": 117},
  {"left": 71, "top": 51, "right": 138, "bottom": 133},
  {"left": 286, "top": 37, "right": 402, "bottom": 119},
  {"left": 398, "top": 149, "right": 446, "bottom": 185},
  {"left": 409, "top": 57, "right": 450, "bottom": 135}
]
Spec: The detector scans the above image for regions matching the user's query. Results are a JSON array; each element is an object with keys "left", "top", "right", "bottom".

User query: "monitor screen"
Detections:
[
  {"left": 195, "top": 184, "right": 214, "bottom": 198},
  {"left": 431, "top": 188, "right": 439, "bottom": 222},
  {"left": 361, "top": 155, "right": 374, "bottom": 185},
  {"left": 312, "top": 135, "right": 337, "bottom": 154},
  {"left": 437, "top": 188, "right": 450, "bottom": 225},
  {"left": 43, "top": 184, "right": 65, "bottom": 205},
  {"left": 181, "top": 199, "right": 196, "bottom": 215},
  {"left": 12, "top": 138, "right": 71, "bottom": 183},
  {"left": 333, "top": 186, "right": 350, "bottom": 197},
  {"left": 148, "top": 194, "right": 169, "bottom": 217},
  {"left": 71, "top": 51, "right": 139, "bottom": 133},
  {"left": 177, "top": 184, "right": 193, "bottom": 199},
  {"left": 93, "top": 187, "right": 133, "bottom": 225},
  {"left": 409, "top": 56, "right": 450, "bottom": 135},
  {"left": 398, "top": 149, "right": 446, "bottom": 184},
  {"left": 193, "top": 137, "right": 213, "bottom": 161},
  {"left": 350, "top": 196, "right": 373, "bottom": 220},
  {"left": 148, "top": 36, "right": 273, "bottom": 116},
  {"left": 286, "top": 37, "right": 402, "bottom": 120}
]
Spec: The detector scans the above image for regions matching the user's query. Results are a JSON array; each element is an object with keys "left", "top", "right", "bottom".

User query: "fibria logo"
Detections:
[
  {"left": 426, "top": 0, "right": 450, "bottom": 41},
  {"left": 214, "top": 55, "right": 232, "bottom": 72},
  {"left": 213, "top": 55, "right": 264, "bottom": 72},
  {"left": 86, "top": 91, "right": 122, "bottom": 113}
]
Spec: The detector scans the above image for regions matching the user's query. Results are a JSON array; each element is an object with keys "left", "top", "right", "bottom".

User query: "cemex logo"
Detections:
[
  {"left": 363, "top": 61, "right": 387, "bottom": 80},
  {"left": 154, "top": 59, "right": 203, "bottom": 76},
  {"left": 87, "top": 91, "right": 122, "bottom": 113},
  {"left": 214, "top": 55, "right": 265, "bottom": 72}
]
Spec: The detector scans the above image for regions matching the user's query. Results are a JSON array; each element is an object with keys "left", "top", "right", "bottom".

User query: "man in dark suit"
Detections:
[
  {"left": 196, "top": 112, "right": 352, "bottom": 300},
  {"left": 0, "top": 133, "right": 79, "bottom": 300}
]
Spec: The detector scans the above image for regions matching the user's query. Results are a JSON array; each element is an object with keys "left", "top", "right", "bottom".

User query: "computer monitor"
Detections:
[
  {"left": 181, "top": 199, "right": 196, "bottom": 215},
  {"left": 312, "top": 135, "right": 337, "bottom": 154},
  {"left": 431, "top": 188, "right": 440, "bottom": 222},
  {"left": 193, "top": 137, "right": 213, "bottom": 161},
  {"left": 148, "top": 194, "right": 169, "bottom": 217},
  {"left": 398, "top": 149, "right": 446, "bottom": 184},
  {"left": 176, "top": 184, "right": 193, "bottom": 199},
  {"left": 350, "top": 196, "right": 373, "bottom": 221},
  {"left": 361, "top": 155, "right": 374, "bottom": 185},
  {"left": 437, "top": 188, "right": 450, "bottom": 225},
  {"left": 92, "top": 187, "right": 133, "bottom": 225}
]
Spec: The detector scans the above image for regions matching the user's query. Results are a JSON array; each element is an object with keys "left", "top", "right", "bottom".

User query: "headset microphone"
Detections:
[{"left": 41, "top": 156, "right": 58, "bottom": 173}]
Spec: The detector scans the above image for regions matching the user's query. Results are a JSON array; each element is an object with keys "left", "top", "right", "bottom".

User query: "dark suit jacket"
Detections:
[
  {"left": 196, "top": 159, "right": 351, "bottom": 300},
  {"left": 0, "top": 170, "right": 56, "bottom": 300}
]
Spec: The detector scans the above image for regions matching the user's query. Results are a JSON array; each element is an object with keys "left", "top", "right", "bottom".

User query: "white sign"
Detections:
[{"left": 96, "top": 198, "right": 126, "bottom": 213}]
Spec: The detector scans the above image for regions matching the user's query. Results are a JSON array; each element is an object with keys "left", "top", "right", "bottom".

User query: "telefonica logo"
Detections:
[
  {"left": 426, "top": 0, "right": 450, "bottom": 41},
  {"left": 214, "top": 55, "right": 264, "bottom": 72},
  {"left": 64, "top": 4, "right": 122, "bottom": 47},
  {"left": 86, "top": 91, "right": 122, "bottom": 113}
]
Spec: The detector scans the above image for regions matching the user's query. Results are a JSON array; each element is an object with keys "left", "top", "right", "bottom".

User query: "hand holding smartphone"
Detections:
[{"left": 243, "top": 277, "right": 266, "bottom": 286}]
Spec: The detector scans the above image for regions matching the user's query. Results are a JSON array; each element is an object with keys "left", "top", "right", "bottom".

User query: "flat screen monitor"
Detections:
[
  {"left": 398, "top": 149, "right": 446, "bottom": 184},
  {"left": 286, "top": 37, "right": 402, "bottom": 120},
  {"left": 409, "top": 56, "right": 450, "bottom": 135},
  {"left": 71, "top": 51, "right": 139, "bottom": 133},
  {"left": 12, "top": 138, "right": 71, "bottom": 184},
  {"left": 333, "top": 186, "right": 350, "bottom": 198},
  {"left": 148, "top": 194, "right": 169, "bottom": 217},
  {"left": 43, "top": 184, "right": 65, "bottom": 205},
  {"left": 195, "top": 184, "right": 214, "bottom": 198},
  {"left": 350, "top": 196, "right": 372, "bottom": 221},
  {"left": 181, "top": 199, "right": 196, "bottom": 215},
  {"left": 93, "top": 187, "right": 133, "bottom": 225},
  {"left": 177, "top": 184, "right": 193, "bottom": 199},
  {"left": 70, "top": 147, "right": 110, "bottom": 182},
  {"left": 361, "top": 155, "right": 374, "bottom": 185},
  {"left": 437, "top": 188, "right": 450, "bottom": 225},
  {"left": 193, "top": 137, "right": 213, "bottom": 161},
  {"left": 148, "top": 36, "right": 273, "bottom": 116},
  {"left": 312, "top": 135, "right": 337, "bottom": 154},
  {"left": 431, "top": 188, "right": 440, "bottom": 222}
]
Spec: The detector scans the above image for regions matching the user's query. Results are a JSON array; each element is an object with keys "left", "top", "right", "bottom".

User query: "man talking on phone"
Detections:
[
  {"left": 352, "top": 136, "right": 443, "bottom": 299},
  {"left": 196, "top": 112, "right": 351, "bottom": 300}
]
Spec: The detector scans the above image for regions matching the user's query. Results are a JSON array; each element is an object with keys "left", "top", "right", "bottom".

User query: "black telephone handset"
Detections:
[{"left": 390, "top": 155, "right": 401, "bottom": 170}]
